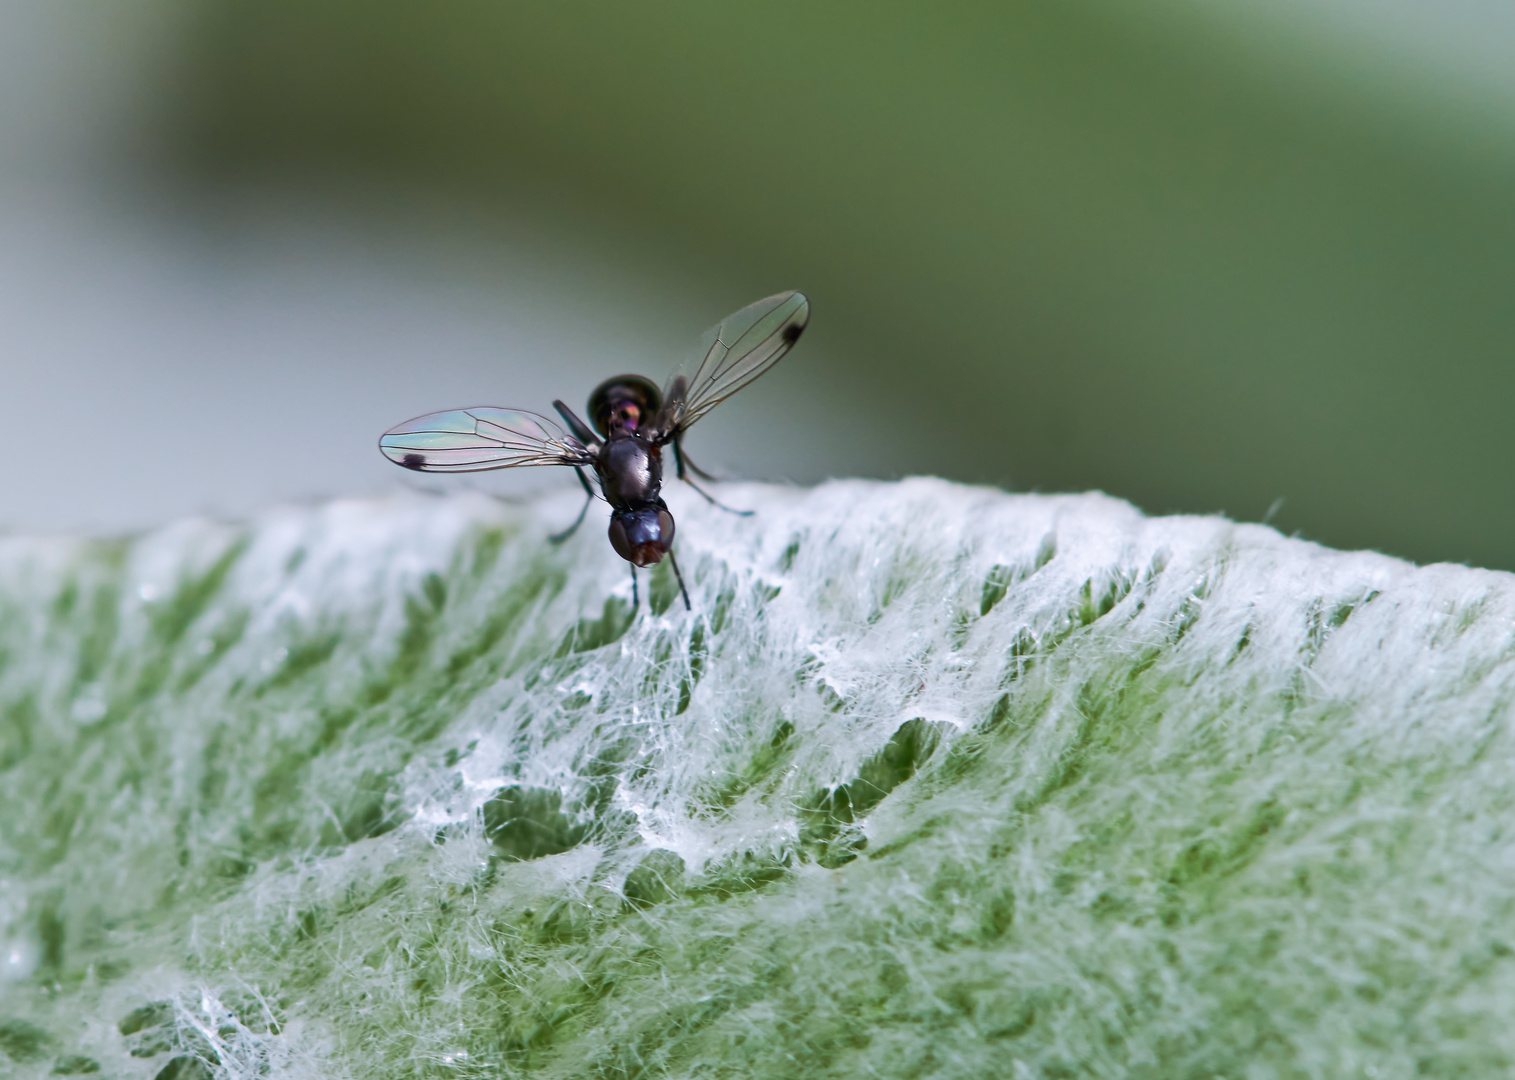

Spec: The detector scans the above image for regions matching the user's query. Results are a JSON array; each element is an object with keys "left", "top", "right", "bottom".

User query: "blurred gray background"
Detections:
[{"left": 3, "top": 0, "right": 1515, "bottom": 568}]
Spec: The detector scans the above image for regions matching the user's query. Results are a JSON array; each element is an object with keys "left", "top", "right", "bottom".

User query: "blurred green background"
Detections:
[{"left": 8, "top": 0, "right": 1515, "bottom": 568}]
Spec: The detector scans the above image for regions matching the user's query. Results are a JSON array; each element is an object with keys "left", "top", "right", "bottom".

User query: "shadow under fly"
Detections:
[{"left": 378, "top": 291, "right": 810, "bottom": 610}]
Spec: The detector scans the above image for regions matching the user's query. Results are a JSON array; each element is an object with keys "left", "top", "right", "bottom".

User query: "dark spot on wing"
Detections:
[
  {"left": 782, "top": 322, "right": 803, "bottom": 344},
  {"left": 401, "top": 453, "right": 427, "bottom": 470}
]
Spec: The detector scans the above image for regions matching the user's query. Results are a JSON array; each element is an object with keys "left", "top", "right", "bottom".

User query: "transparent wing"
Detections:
[
  {"left": 379, "top": 407, "right": 595, "bottom": 472},
  {"left": 661, "top": 290, "right": 809, "bottom": 435}
]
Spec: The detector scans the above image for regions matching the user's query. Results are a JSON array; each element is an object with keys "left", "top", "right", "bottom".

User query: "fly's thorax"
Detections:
[{"left": 597, "top": 435, "right": 662, "bottom": 508}]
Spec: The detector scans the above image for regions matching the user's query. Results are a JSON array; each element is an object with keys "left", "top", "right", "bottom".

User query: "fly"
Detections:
[{"left": 378, "top": 290, "right": 810, "bottom": 610}]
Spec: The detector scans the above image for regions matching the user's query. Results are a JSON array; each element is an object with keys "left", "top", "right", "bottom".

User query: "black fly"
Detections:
[{"left": 378, "top": 291, "right": 810, "bottom": 610}]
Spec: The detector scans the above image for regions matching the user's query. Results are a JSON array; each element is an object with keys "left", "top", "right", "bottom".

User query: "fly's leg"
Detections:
[
  {"left": 630, "top": 564, "right": 639, "bottom": 609},
  {"left": 549, "top": 468, "right": 597, "bottom": 544},
  {"left": 666, "top": 550, "right": 692, "bottom": 611},
  {"left": 548, "top": 495, "right": 591, "bottom": 544},
  {"left": 681, "top": 475, "right": 753, "bottom": 516},
  {"left": 553, "top": 399, "right": 600, "bottom": 445},
  {"left": 673, "top": 438, "right": 753, "bottom": 516},
  {"left": 674, "top": 436, "right": 721, "bottom": 481},
  {"left": 677, "top": 437, "right": 719, "bottom": 481}
]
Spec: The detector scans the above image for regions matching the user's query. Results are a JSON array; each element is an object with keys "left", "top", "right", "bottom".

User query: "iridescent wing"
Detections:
[
  {"left": 658, "top": 290, "right": 809, "bottom": 437},
  {"left": 379, "top": 407, "right": 596, "bottom": 472}
]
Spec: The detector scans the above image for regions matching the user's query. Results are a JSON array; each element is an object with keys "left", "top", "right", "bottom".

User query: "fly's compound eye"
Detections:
[
  {"left": 608, "top": 516, "right": 634, "bottom": 562},
  {"left": 609, "top": 509, "right": 675, "bottom": 567}
]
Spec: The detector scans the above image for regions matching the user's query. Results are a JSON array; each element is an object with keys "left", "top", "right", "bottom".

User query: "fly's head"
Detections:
[{"left": 608, "top": 507, "right": 675, "bottom": 567}]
